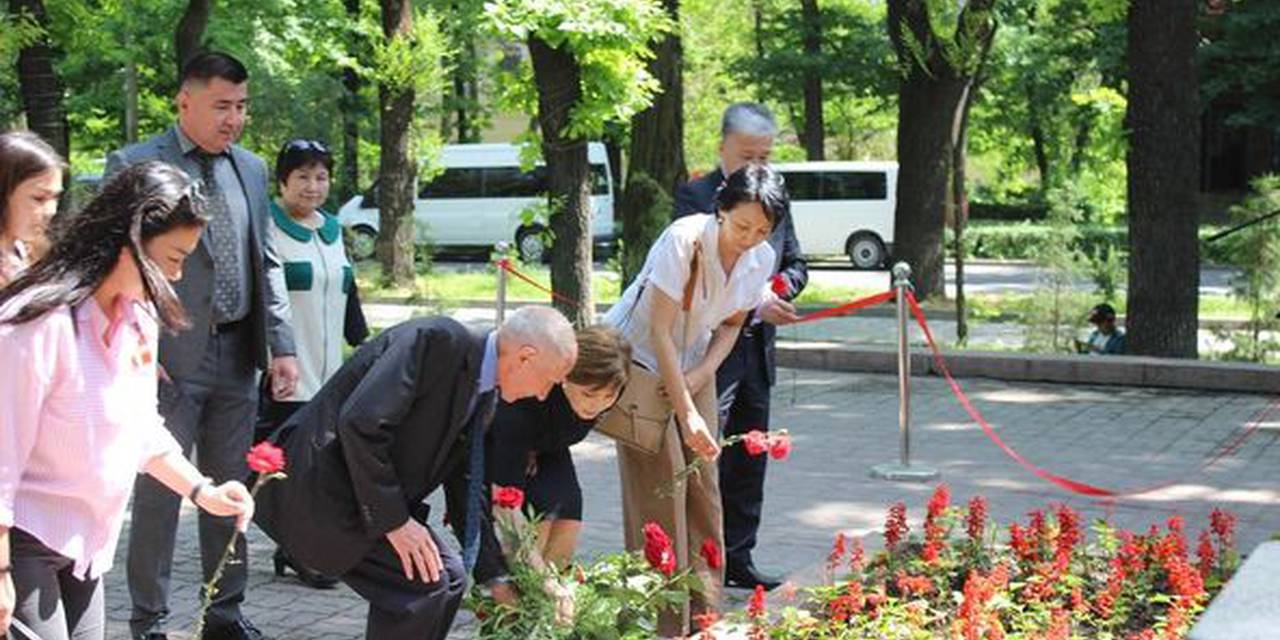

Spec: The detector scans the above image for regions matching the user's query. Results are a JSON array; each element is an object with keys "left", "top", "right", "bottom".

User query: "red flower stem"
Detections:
[{"left": 192, "top": 473, "right": 279, "bottom": 637}]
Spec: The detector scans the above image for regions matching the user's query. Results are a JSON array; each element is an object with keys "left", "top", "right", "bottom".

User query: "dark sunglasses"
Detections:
[{"left": 282, "top": 139, "right": 330, "bottom": 156}]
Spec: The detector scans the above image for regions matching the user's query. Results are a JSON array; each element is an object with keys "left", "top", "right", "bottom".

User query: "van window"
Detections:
[
  {"left": 484, "top": 167, "right": 546, "bottom": 197},
  {"left": 419, "top": 168, "right": 483, "bottom": 199},
  {"left": 362, "top": 179, "right": 380, "bottom": 209},
  {"left": 589, "top": 164, "right": 610, "bottom": 196},
  {"left": 782, "top": 172, "right": 821, "bottom": 200},
  {"left": 822, "top": 172, "right": 887, "bottom": 200}
]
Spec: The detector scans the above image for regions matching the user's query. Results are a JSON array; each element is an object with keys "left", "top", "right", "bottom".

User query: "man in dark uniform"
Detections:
[
  {"left": 254, "top": 307, "right": 577, "bottom": 639},
  {"left": 674, "top": 102, "right": 808, "bottom": 591}
]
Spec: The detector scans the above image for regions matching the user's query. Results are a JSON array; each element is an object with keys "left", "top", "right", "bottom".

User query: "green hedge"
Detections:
[{"left": 946, "top": 222, "right": 1231, "bottom": 264}]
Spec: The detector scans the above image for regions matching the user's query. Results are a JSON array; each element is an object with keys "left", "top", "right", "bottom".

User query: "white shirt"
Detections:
[{"left": 603, "top": 214, "right": 775, "bottom": 371}]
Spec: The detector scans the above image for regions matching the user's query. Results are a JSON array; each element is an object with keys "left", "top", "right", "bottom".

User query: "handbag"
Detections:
[{"left": 595, "top": 241, "right": 702, "bottom": 454}]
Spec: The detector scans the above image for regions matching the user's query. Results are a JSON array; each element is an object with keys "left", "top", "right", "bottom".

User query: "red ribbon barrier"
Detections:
[
  {"left": 905, "top": 290, "right": 1278, "bottom": 499},
  {"left": 495, "top": 259, "right": 581, "bottom": 307},
  {"left": 793, "top": 290, "right": 896, "bottom": 323}
]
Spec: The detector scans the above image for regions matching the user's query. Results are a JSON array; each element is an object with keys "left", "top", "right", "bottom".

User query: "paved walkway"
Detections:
[{"left": 99, "top": 368, "right": 1280, "bottom": 638}]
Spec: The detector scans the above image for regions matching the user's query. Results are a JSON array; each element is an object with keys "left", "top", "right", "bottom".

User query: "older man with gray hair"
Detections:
[
  {"left": 674, "top": 102, "right": 808, "bottom": 591},
  {"left": 254, "top": 307, "right": 576, "bottom": 640}
]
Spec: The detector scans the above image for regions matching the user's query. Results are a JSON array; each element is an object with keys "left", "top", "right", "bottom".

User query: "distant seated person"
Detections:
[{"left": 1076, "top": 303, "right": 1126, "bottom": 355}]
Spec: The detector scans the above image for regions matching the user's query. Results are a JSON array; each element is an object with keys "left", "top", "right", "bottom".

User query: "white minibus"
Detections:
[
  {"left": 337, "top": 143, "right": 616, "bottom": 261},
  {"left": 775, "top": 161, "right": 898, "bottom": 269}
]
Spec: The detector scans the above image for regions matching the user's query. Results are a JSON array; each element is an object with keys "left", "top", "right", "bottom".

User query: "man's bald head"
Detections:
[{"left": 494, "top": 306, "right": 578, "bottom": 402}]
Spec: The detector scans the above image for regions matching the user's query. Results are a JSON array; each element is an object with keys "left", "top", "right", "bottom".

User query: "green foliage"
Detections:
[
  {"left": 617, "top": 171, "right": 670, "bottom": 287},
  {"left": 1022, "top": 183, "right": 1092, "bottom": 353},
  {"left": 892, "top": 0, "right": 996, "bottom": 78},
  {"left": 1211, "top": 174, "right": 1280, "bottom": 363},
  {"left": 484, "top": 0, "right": 672, "bottom": 142},
  {"left": 1200, "top": 0, "right": 1280, "bottom": 129}
]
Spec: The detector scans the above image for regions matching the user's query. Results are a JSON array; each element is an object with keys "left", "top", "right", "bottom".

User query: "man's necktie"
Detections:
[
  {"left": 461, "top": 389, "right": 498, "bottom": 572},
  {"left": 195, "top": 152, "right": 242, "bottom": 321}
]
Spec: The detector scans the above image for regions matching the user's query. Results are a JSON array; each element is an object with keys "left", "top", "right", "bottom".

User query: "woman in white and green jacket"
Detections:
[{"left": 264, "top": 139, "right": 368, "bottom": 588}]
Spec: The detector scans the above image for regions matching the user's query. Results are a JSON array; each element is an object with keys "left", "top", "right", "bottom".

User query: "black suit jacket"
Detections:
[
  {"left": 673, "top": 168, "right": 809, "bottom": 384},
  {"left": 255, "top": 317, "right": 504, "bottom": 580}
]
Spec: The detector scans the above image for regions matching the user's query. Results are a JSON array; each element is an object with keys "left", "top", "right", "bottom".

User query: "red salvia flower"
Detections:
[
  {"left": 1210, "top": 507, "right": 1236, "bottom": 549},
  {"left": 895, "top": 571, "right": 934, "bottom": 597},
  {"left": 884, "top": 502, "right": 909, "bottom": 551},
  {"left": 767, "top": 431, "right": 792, "bottom": 460},
  {"left": 1054, "top": 504, "right": 1080, "bottom": 564},
  {"left": 700, "top": 537, "right": 722, "bottom": 570},
  {"left": 747, "top": 584, "right": 766, "bottom": 618},
  {"left": 966, "top": 495, "right": 988, "bottom": 543},
  {"left": 1009, "top": 523, "right": 1036, "bottom": 563},
  {"left": 849, "top": 537, "right": 865, "bottom": 572},
  {"left": 827, "top": 532, "right": 847, "bottom": 572},
  {"left": 1196, "top": 529, "right": 1217, "bottom": 578},
  {"left": 742, "top": 430, "right": 769, "bottom": 456},
  {"left": 246, "top": 441, "right": 286, "bottom": 475},
  {"left": 643, "top": 522, "right": 676, "bottom": 576},
  {"left": 693, "top": 608, "right": 720, "bottom": 638},
  {"left": 492, "top": 486, "right": 524, "bottom": 510}
]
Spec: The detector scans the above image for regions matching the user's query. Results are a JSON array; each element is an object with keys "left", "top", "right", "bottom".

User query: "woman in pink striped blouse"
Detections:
[{"left": 0, "top": 162, "right": 255, "bottom": 640}]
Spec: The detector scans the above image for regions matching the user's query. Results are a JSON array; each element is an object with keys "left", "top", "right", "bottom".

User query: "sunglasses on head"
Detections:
[{"left": 283, "top": 139, "right": 330, "bottom": 156}]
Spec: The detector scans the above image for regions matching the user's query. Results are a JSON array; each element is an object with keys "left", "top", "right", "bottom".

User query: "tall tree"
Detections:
[
  {"left": 621, "top": 0, "right": 685, "bottom": 287},
  {"left": 173, "top": 0, "right": 210, "bottom": 74},
  {"left": 339, "top": 0, "right": 363, "bottom": 201},
  {"left": 798, "top": 0, "right": 823, "bottom": 160},
  {"left": 487, "top": 0, "right": 669, "bottom": 327},
  {"left": 886, "top": 0, "right": 995, "bottom": 299},
  {"left": 372, "top": 2, "right": 449, "bottom": 285},
  {"left": 10, "top": 0, "right": 69, "bottom": 159},
  {"left": 1125, "top": 0, "right": 1200, "bottom": 358}
]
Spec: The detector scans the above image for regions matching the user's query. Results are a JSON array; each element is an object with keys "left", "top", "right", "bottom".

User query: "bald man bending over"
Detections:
[{"left": 254, "top": 307, "right": 577, "bottom": 640}]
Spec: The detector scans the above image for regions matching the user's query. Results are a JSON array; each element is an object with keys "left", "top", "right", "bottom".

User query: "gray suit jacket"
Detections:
[{"left": 105, "top": 126, "right": 295, "bottom": 377}]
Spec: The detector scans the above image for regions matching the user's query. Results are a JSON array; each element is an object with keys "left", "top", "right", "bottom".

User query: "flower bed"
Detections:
[{"left": 467, "top": 483, "right": 1237, "bottom": 639}]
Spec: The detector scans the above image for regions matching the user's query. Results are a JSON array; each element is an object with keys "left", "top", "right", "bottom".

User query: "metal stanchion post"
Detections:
[
  {"left": 871, "top": 262, "right": 940, "bottom": 483},
  {"left": 495, "top": 241, "right": 509, "bottom": 326}
]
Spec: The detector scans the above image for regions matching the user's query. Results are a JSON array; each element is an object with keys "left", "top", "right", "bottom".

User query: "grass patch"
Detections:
[{"left": 357, "top": 262, "right": 623, "bottom": 305}]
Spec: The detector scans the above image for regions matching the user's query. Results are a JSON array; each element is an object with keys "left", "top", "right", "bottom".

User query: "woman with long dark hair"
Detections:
[
  {"left": 0, "top": 161, "right": 256, "bottom": 640},
  {"left": 0, "top": 130, "right": 65, "bottom": 288}
]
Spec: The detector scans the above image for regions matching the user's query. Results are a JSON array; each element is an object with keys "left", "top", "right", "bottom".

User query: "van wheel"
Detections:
[
  {"left": 846, "top": 233, "right": 886, "bottom": 270},
  {"left": 516, "top": 226, "right": 549, "bottom": 263},
  {"left": 348, "top": 225, "right": 378, "bottom": 262}
]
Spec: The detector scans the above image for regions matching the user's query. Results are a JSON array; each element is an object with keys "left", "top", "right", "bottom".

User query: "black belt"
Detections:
[{"left": 211, "top": 318, "right": 246, "bottom": 335}]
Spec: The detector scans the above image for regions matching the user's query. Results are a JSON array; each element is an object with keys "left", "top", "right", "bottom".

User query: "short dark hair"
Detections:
[
  {"left": 275, "top": 139, "right": 334, "bottom": 186},
  {"left": 180, "top": 51, "right": 248, "bottom": 87},
  {"left": 0, "top": 130, "right": 65, "bottom": 227},
  {"left": 567, "top": 325, "right": 631, "bottom": 392},
  {"left": 714, "top": 163, "right": 788, "bottom": 230}
]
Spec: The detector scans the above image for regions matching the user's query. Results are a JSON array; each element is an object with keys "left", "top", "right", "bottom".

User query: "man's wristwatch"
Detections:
[{"left": 188, "top": 477, "right": 213, "bottom": 504}]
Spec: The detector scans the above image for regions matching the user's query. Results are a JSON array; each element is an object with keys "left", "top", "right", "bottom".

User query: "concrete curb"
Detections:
[{"left": 776, "top": 341, "right": 1280, "bottom": 394}]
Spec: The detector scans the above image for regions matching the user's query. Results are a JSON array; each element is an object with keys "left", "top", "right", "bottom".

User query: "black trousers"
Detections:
[
  {"left": 9, "top": 528, "right": 105, "bottom": 640},
  {"left": 715, "top": 328, "right": 772, "bottom": 569},
  {"left": 340, "top": 526, "right": 468, "bottom": 640}
]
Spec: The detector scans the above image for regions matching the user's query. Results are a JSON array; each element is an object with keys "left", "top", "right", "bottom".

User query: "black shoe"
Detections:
[
  {"left": 133, "top": 634, "right": 169, "bottom": 640},
  {"left": 273, "top": 547, "right": 339, "bottom": 589},
  {"left": 201, "top": 617, "right": 268, "bottom": 640},
  {"left": 725, "top": 561, "right": 783, "bottom": 591}
]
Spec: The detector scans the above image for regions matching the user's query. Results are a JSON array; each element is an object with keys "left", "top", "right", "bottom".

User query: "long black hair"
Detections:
[
  {"left": 0, "top": 130, "right": 66, "bottom": 229},
  {"left": 714, "top": 162, "right": 789, "bottom": 231},
  {"left": 0, "top": 161, "right": 208, "bottom": 329}
]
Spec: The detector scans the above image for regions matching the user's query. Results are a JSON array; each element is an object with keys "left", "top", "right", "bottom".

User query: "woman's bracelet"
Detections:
[{"left": 188, "top": 477, "right": 213, "bottom": 504}]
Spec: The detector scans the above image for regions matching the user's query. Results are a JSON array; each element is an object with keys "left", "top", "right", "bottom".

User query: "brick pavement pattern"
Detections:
[{"left": 101, "top": 369, "right": 1280, "bottom": 638}]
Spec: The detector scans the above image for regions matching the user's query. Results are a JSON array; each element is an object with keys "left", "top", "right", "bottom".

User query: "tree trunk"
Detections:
[
  {"left": 800, "top": 0, "right": 824, "bottom": 161},
  {"left": 1126, "top": 0, "right": 1200, "bottom": 358},
  {"left": 887, "top": 0, "right": 993, "bottom": 300},
  {"left": 377, "top": 0, "right": 417, "bottom": 285},
  {"left": 529, "top": 36, "right": 593, "bottom": 327},
  {"left": 173, "top": 0, "right": 211, "bottom": 77},
  {"left": 339, "top": 0, "right": 362, "bottom": 202},
  {"left": 11, "top": 0, "right": 69, "bottom": 161},
  {"left": 1028, "top": 94, "right": 1051, "bottom": 191},
  {"left": 621, "top": 0, "right": 685, "bottom": 288},
  {"left": 953, "top": 83, "right": 974, "bottom": 344}
]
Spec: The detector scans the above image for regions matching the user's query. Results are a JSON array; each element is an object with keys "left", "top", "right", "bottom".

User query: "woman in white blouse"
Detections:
[{"left": 602, "top": 163, "right": 787, "bottom": 637}]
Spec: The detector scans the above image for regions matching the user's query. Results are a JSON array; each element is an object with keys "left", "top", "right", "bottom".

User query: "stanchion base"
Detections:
[{"left": 870, "top": 463, "right": 941, "bottom": 483}]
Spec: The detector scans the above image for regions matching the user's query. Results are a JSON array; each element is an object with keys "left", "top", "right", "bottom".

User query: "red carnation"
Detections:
[
  {"left": 700, "top": 537, "right": 722, "bottom": 570},
  {"left": 767, "top": 431, "right": 792, "bottom": 460},
  {"left": 246, "top": 441, "right": 286, "bottom": 475},
  {"left": 492, "top": 486, "right": 525, "bottom": 510},
  {"left": 742, "top": 430, "right": 769, "bottom": 456},
  {"left": 643, "top": 522, "right": 677, "bottom": 576},
  {"left": 770, "top": 274, "right": 789, "bottom": 297}
]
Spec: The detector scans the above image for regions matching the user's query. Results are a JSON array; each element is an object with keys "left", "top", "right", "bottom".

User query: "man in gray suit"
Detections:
[{"left": 105, "top": 52, "right": 298, "bottom": 640}]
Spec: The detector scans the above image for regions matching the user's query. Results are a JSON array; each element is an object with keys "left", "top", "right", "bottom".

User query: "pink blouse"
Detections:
[{"left": 0, "top": 293, "right": 180, "bottom": 579}]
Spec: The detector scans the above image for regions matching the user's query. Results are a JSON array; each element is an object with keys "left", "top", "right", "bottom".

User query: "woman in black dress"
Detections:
[{"left": 488, "top": 325, "right": 631, "bottom": 568}]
